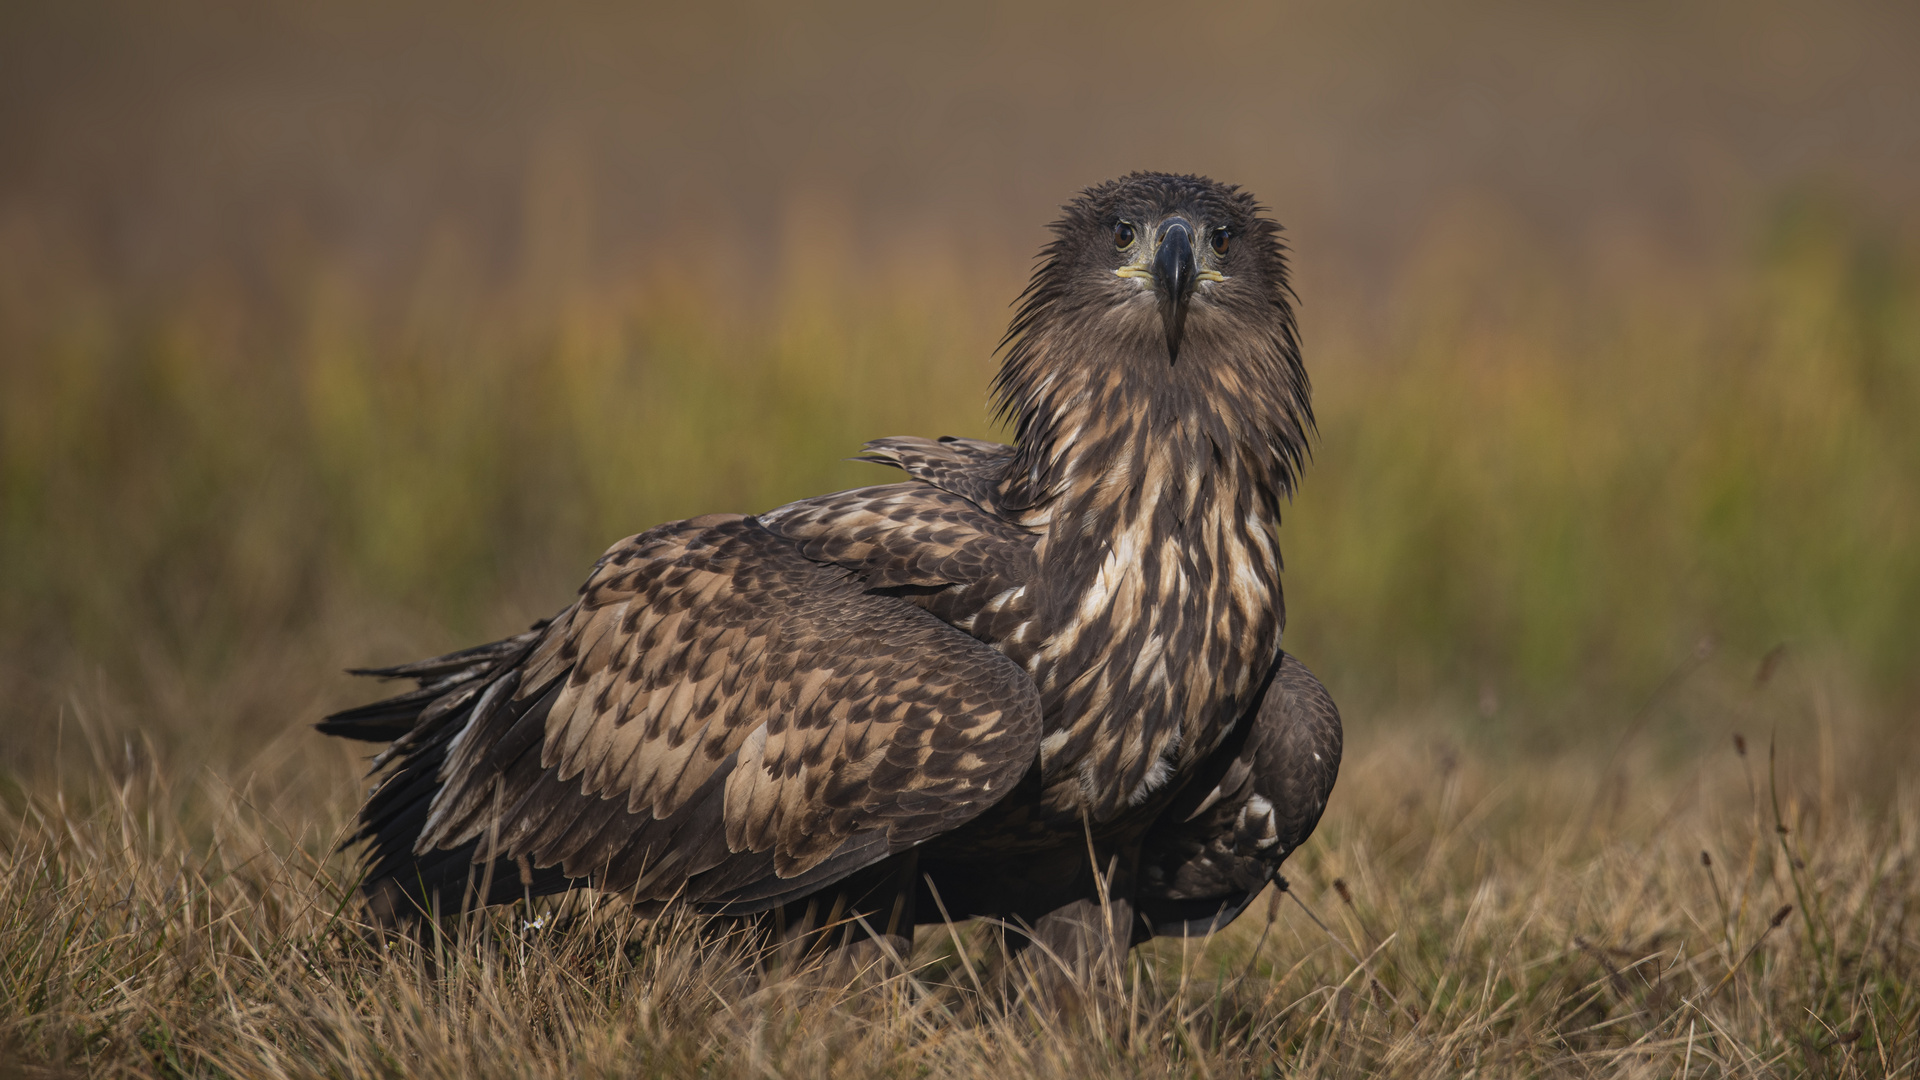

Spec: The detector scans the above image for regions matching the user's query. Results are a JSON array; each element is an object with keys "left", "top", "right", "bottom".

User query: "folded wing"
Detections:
[
  {"left": 1135, "top": 652, "right": 1343, "bottom": 936},
  {"left": 323, "top": 512, "right": 1042, "bottom": 915}
]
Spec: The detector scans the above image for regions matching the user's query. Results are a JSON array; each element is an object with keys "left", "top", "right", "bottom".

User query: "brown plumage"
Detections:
[{"left": 320, "top": 173, "right": 1341, "bottom": 959}]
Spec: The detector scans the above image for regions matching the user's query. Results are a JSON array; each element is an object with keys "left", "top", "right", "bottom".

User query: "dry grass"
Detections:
[{"left": 4, "top": 664, "right": 1915, "bottom": 1078}]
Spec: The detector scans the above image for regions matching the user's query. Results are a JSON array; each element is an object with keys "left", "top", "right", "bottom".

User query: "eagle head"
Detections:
[
  {"left": 993, "top": 173, "right": 1311, "bottom": 505},
  {"left": 1006, "top": 173, "right": 1294, "bottom": 367}
]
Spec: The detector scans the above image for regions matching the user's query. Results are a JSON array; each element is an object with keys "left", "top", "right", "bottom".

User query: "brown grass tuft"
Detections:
[{"left": 4, "top": 677, "right": 1915, "bottom": 1077}]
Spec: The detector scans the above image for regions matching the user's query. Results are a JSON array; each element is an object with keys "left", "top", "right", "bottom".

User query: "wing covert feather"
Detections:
[{"left": 756, "top": 483, "right": 1035, "bottom": 593}]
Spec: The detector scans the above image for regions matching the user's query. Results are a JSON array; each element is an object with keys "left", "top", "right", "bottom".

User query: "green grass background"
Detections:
[{"left": 3, "top": 188, "right": 1915, "bottom": 771}]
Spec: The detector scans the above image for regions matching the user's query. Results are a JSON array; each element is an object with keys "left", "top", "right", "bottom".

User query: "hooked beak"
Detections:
[{"left": 1153, "top": 219, "right": 1197, "bottom": 363}]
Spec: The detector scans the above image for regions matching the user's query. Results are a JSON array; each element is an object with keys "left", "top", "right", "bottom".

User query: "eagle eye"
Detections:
[
  {"left": 1113, "top": 222, "right": 1137, "bottom": 251},
  {"left": 1210, "top": 227, "right": 1230, "bottom": 256}
]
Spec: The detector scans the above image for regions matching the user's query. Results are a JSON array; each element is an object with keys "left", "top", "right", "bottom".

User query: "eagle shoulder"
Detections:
[
  {"left": 856, "top": 435, "right": 1014, "bottom": 513},
  {"left": 756, "top": 478, "right": 1042, "bottom": 654}
]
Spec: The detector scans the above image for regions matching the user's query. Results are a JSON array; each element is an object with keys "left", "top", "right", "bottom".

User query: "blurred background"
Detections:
[{"left": 2, "top": 0, "right": 1916, "bottom": 787}]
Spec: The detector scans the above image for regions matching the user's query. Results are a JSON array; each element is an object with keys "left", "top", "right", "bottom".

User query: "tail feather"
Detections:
[
  {"left": 319, "top": 620, "right": 569, "bottom": 922},
  {"left": 316, "top": 625, "right": 545, "bottom": 742},
  {"left": 345, "top": 625, "right": 547, "bottom": 681}
]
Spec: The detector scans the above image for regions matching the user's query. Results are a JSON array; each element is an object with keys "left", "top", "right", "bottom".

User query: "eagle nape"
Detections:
[{"left": 319, "top": 172, "right": 1340, "bottom": 999}]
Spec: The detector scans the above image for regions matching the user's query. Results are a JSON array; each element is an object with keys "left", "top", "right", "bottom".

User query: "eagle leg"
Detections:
[
  {"left": 754, "top": 849, "right": 921, "bottom": 979},
  {"left": 944, "top": 841, "right": 1142, "bottom": 1009}
]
